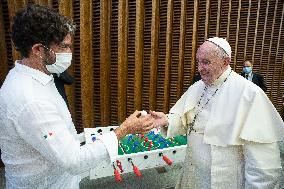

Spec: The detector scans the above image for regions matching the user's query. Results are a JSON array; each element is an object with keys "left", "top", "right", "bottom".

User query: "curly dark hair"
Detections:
[{"left": 11, "top": 4, "right": 76, "bottom": 58}]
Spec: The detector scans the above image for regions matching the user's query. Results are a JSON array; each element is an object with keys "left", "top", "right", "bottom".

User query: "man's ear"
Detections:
[{"left": 31, "top": 43, "right": 44, "bottom": 57}]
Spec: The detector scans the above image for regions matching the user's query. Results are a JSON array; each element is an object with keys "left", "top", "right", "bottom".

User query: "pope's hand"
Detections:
[
  {"left": 149, "top": 111, "right": 168, "bottom": 128},
  {"left": 114, "top": 110, "right": 155, "bottom": 139}
]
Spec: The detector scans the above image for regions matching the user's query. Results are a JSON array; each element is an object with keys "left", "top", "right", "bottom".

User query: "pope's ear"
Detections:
[{"left": 223, "top": 57, "right": 230, "bottom": 66}]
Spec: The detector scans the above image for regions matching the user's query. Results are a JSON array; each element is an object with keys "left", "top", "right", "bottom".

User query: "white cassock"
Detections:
[{"left": 161, "top": 67, "right": 284, "bottom": 189}]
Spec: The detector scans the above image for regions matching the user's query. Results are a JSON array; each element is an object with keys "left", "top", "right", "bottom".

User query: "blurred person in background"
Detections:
[{"left": 240, "top": 60, "right": 267, "bottom": 92}]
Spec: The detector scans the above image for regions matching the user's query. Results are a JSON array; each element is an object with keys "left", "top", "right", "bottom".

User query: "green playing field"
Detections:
[{"left": 118, "top": 131, "right": 187, "bottom": 155}]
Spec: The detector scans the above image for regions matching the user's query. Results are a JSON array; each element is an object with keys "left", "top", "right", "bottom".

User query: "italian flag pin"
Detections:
[{"left": 44, "top": 132, "right": 53, "bottom": 140}]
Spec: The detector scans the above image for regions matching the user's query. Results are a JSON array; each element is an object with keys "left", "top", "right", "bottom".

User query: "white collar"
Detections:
[
  {"left": 14, "top": 60, "right": 54, "bottom": 86},
  {"left": 211, "top": 66, "right": 232, "bottom": 86}
]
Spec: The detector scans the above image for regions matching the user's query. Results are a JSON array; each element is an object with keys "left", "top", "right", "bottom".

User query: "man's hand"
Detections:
[
  {"left": 114, "top": 110, "right": 155, "bottom": 140},
  {"left": 149, "top": 111, "right": 168, "bottom": 128}
]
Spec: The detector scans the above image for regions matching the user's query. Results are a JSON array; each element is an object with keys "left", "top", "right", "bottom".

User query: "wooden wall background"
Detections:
[{"left": 1, "top": 0, "right": 284, "bottom": 132}]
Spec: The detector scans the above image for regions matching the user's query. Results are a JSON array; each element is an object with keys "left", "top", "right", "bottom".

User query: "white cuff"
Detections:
[
  {"left": 165, "top": 113, "right": 187, "bottom": 138},
  {"left": 97, "top": 131, "right": 118, "bottom": 162}
]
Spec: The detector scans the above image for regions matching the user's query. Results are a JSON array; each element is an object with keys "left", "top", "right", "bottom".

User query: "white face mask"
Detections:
[{"left": 46, "top": 53, "right": 72, "bottom": 74}]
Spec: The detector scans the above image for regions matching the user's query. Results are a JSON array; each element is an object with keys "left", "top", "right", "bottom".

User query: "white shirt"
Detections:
[{"left": 0, "top": 62, "right": 118, "bottom": 189}]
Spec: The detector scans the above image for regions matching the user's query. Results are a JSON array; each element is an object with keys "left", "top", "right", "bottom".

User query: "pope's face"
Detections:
[{"left": 196, "top": 41, "right": 227, "bottom": 85}]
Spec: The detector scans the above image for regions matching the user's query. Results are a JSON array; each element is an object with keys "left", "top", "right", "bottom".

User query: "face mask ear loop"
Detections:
[
  {"left": 48, "top": 49, "right": 56, "bottom": 64},
  {"left": 41, "top": 45, "right": 57, "bottom": 66}
]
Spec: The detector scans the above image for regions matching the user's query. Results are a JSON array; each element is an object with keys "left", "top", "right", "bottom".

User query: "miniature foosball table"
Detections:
[{"left": 82, "top": 126, "right": 187, "bottom": 182}]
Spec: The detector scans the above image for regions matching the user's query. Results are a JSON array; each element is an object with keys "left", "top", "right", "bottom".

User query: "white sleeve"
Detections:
[
  {"left": 16, "top": 100, "right": 118, "bottom": 176},
  {"left": 160, "top": 113, "right": 187, "bottom": 138},
  {"left": 243, "top": 142, "right": 282, "bottom": 189}
]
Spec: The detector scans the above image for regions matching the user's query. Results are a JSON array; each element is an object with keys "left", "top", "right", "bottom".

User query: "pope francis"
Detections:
[{"left": 151, "top": 37, "right": 284, "bottom": 189}]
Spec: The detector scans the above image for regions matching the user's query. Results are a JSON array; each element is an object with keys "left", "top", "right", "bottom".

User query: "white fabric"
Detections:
[
  {"left": 160, "top": 66, "right": 284, "bottom": 189},
  {"left": 210, "top": 144, "right": 244, "bottom": 189},
  {"left": 175, "top": 135, "right": 281, "bottom": 189},
  {"left": 207, "top": 37, "right": 231, "bottom": 58},
  {"left": 279, "top": 141, "right": 284, "bottom": 186},
  {"left": 0, "top": 62, "right": 118, "bottom": 189},
  {"left": 193, "top": 84, "right": 218, "bottom": 133},
  {"left": 161, "top": 67, "right": 233, "bottom": 138},
  {"left": 163, "top": 67, "right": 284, "bottom": 145},
  {"left": 243, "top": 142, "right": 281, "bottom": 188}
]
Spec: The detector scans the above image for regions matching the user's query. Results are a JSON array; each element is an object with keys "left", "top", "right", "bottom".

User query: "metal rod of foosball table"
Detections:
[
  {"left": 149, "top": 133, "right": 170, "bottom": 150},
  {"left": 128, "top": 134, "right": 147, "bottom": 152}
]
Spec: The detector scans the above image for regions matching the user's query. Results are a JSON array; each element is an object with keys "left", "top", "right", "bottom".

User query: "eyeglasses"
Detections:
[
  {"left": 58, "top": 42, "right": 72, "bottom": 49},
  {"left": 41, "top": 43, "right": 71, "bottom": 52},
  {"left": 40, "top": 45, "right": 54, "bottom": 52}
]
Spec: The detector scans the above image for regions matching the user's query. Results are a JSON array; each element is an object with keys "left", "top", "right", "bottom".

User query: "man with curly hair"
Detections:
[{"left": 0, "top": 4, "right": 155, "bottom": 188}]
